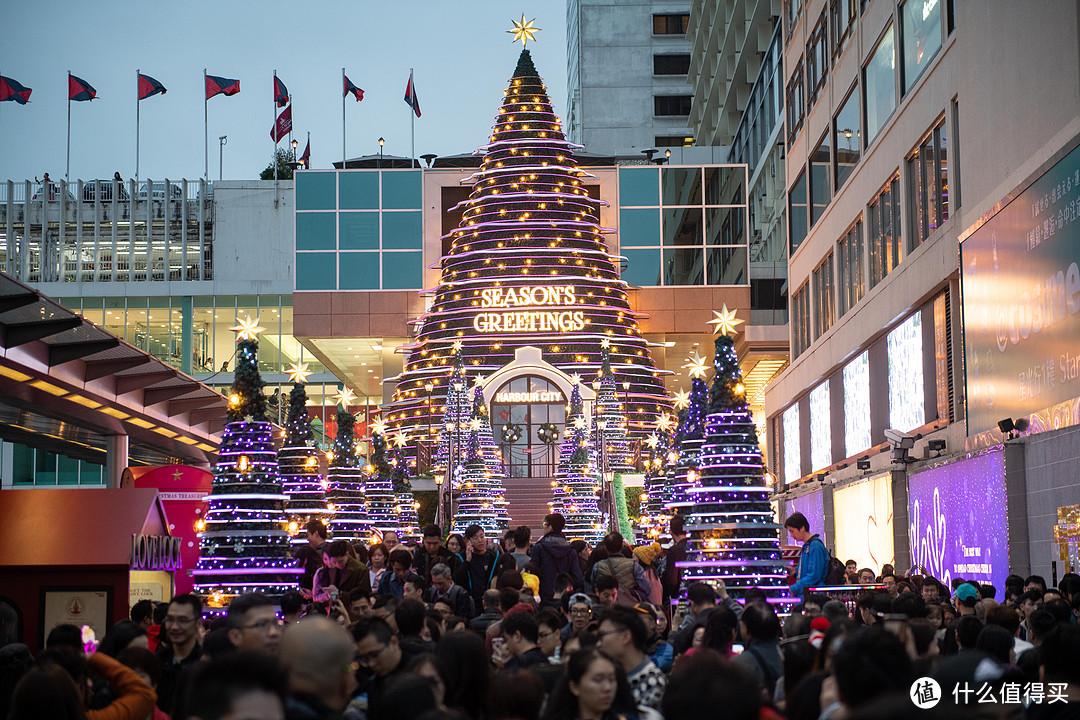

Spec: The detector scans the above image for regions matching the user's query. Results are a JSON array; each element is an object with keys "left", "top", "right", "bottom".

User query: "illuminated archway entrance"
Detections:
[{"left": 479, "top": 346, "right": 595, "bottom": 527}]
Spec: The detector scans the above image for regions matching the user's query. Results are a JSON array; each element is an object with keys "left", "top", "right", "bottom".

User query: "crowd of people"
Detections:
[{"left": 3, "top": 512, "right": 1080, "bottom": 720}]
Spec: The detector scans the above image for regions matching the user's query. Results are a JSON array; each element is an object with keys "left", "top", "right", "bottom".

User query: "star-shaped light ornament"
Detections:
[
  {"left": 573, "top": 416, "right": 588, "bottom": 430},
  {"left": 707, "top": 304, "right": 744, "bottom": 336},
  {"left": 470, "top": 418, "right": 483, "bottom": 431},
  {"left": 656, "top": 413, "right": 675, "bottom": 432},
  {"left": 570, "top": 373, "right": 582, "bottom": 386},
  {"left": 645, "top": 433, "right": 660, "bottom": 449},
  {"left": 230, "top": 315, "right": 264, "bottom": 341},
  {"left": 370, "top": 418, "right": 388, "bottom": 436},
  {"left": 332, "top": 387, "right": 357, "bottom": 407},
  {"left": 286, "top": 362, "right": 311, "bottom": 384},
  {"left": 452, "top": 340, "right": 463, "bottom": 353},
  {"left": 473, "top": 374, "right": 486, "bottom": 389},
  {"left": 672, "top": 389, "right": 691, "bottom": 410},
  {"left": 600, "top": 338, "right": 611, "bottom": 349},
  {"left": 508, "top": 14, "right": 541, "bottom": 47},
  {"left": 392, "top": 432, "right": 408, "bottom": 448},
  {"left": 683, "top": 352, "right": 709, "bottom": 379}
]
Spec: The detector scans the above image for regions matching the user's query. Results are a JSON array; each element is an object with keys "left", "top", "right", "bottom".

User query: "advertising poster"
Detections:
[
  {"left": 961, "top": 143, "right": 1080, "bottom": 435},
  {"left": 907, "top": 452, "right": 1009, "bottom": 591},
  {"left": 42, "top": 589, "right": 109, "bottom": 644},
  {"left": 833, "top": 474, "right": 894, "bottom": 572}
]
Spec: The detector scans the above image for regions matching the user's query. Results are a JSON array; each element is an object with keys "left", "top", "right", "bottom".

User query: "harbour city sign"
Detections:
[{"left": 473, "top": 284, "right": 586, "bottom": 333}]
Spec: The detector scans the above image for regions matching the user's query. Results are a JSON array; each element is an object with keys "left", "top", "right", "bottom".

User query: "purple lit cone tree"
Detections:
[
  {"left": 279, "top": 378, "right": 328, "bottom": 546},
  {"left": 193, "top": 330, "right": 299, "bottom": 606},
  {"left": 678, "top": 335, "right": 792, "bottom": 607},
  {"left": 552, "top": 380, "right": 602, "bottom": 543},
  {"left": 326, "top": 408, "right": 372, "bottom": 543},
  {"left": 451, "top": 388, "right": 511, "bottom": 534}
]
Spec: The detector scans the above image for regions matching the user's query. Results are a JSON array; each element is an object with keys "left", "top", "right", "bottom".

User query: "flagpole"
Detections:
[
  {"left": 66, "top": 71, "right": 71, "bottom": 183},
  {"left": 307, "top": 130, "right": 311, "bottom": 169},
  {"left": 273, "top": 70, "right": 278, "bottom": 185},
  {"left": 341, "top": 68, "right": 346, "bottom": 169},
  {"left": 204, "top": 69, "right": 208, "bottom": 182},
  {"left": 135, "top": 69, "right": 140, "bottom": 184},
  {"left": 410, "top": 68, "right": 415, "bottom": 168}
]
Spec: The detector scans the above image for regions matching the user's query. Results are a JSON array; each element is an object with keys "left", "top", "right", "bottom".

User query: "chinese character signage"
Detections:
[
  {"left": 907, "top": 451, "right": 1008, "bottom": 591},
  {"left": 961, "top": 143, "right": 1080, "bottom": 435}
]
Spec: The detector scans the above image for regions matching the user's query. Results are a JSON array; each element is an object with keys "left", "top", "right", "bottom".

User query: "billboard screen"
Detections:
[
  {"left": 785, "top": 489, "right": 827, "bottom": 547},
  {"left": 907, "top": 451, "right": 1008, "bottom": 591},
  {"left": 833, "top": 474, "right": 894, "bottom": 572},
  {"left": 961, "top": 143, "right": 1080, "bottom": 435}
]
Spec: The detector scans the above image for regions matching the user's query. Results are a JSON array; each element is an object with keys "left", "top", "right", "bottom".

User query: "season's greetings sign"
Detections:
[
  {"left": 473, "top": 285, "right": 585, "bottom": 333},
  {"left": 907, "top": 452, "right": 1008, "bottom": 591}
]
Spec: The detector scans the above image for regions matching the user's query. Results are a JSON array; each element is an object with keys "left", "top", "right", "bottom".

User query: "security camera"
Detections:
[{"left": 884, "top": 428, "right": 915, "bottom": 448}]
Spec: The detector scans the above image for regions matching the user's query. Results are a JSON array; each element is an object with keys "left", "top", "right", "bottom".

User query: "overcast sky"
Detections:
[{"left": 1, "top": 1, "right": 567, "bottom": 182}]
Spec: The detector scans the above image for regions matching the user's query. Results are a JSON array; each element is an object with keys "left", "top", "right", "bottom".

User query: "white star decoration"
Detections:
[
  {"left": 645, "top": 433, "right": 660, "bottom": 449},
  {"left": 570, "top": 373, "right": 582, "bottom": 385},
  {"left": 683, "top": 352, "right": 709, "bottom": 379},
  {"left": 391, "top": 432, "right": 408, "bottom": 448},
  {"left": 656, "top": 413, "right": 675, "bottom": 432},
  {"left": 707, "top": 304, "right": 744, "bottom": 336},
  {"left": 332, "top": 387, "right": 357, "bottom": 407},
  {"left": 573, "top": 416, "right": 588, "bottom": 430},
  {"left": 371, "top": 418, "right": 388, "bottom": 436},
  {"left": 452, "top": 340, "right": 463, "bottom": 353},
  {"left": 286, "top": 362, "right": 311, "bottom": 384},
  {"left": 600, "top": 338, "right": 611, "bottom": 349},
  {"left": 672, "top": 389, "right": 691, "bottom": 410},
  {"left": 230, "top": 315, "right": 264, "bottom": 341},
  {"left": 469, "top": 418, "right": 483, "bottom": 431},
  {"left": 473, "top": 374, "right": 486, "bottom": 389}
]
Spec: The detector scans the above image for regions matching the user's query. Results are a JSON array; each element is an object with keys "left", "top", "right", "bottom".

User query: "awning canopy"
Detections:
[
  {"left": 0, "top": 271, "right": 226, "bottom": 466},
  {"left": 0, "top": 487, "right": 169, "bottom": 566}
]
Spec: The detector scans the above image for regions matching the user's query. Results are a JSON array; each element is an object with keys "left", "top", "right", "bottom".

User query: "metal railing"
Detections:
[{"left": 0, "top": 178, "right": 214, "bottom": 283}]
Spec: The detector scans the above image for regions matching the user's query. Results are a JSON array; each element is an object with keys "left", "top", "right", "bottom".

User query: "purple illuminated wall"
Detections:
[
  {"left": 908, "top": 452, "right": 1008, "bottom": 592},
  {"left": 786, "top": 490, "right": 827, "bottom": 547}
]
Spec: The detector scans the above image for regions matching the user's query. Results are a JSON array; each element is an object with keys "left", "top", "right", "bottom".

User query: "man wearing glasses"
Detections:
[
  {"left": 227, "top": 593, "right": 283, "bottom": 656},
  {"left": 353, "top": 616, "right": 406, "bottom": 717},
  {"left": 561, "top": 592, "right": 594, "bottom": 641},
  {"left": 155, "top": 593, "right": 203, "bottom": 715}
]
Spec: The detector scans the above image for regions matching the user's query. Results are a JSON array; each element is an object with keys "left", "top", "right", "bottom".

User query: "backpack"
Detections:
[{"left": 824, "top": 544, "right": 847, "bottom": 585}]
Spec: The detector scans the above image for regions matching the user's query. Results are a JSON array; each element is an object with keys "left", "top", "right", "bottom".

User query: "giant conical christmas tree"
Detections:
[
  {"left": 552, "top": 380, "right": 603, "bottom": 542},
  {"left": 383, "top": 48, "right": 671, "bottom": 470},
  {"left": 678, "top": 333, "right": 792, "bottom": 607},
  {"left": 193, "top": 321, "right": 299, "bottom": 605},
  {"left": 279, "top": 372, "right": 328, "bottom": 546}
]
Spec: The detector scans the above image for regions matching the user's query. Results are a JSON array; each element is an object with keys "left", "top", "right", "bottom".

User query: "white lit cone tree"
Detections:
[
  {"left": 326, "top": 393, "right": 372, "bottom": 543},
  {"left": 451, "top": 387, "right": 511, "bottom": 534},
  {"left": 552, "top": 379, "right": 603, "bottom": 543}
]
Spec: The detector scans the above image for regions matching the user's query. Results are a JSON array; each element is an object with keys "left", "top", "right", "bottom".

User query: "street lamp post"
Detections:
[
  {"left": 378, "top": 137, "right": 385, "bottom": 169},
  {"left": 218, "top": 136, "right": 227, "bottom": 181}
]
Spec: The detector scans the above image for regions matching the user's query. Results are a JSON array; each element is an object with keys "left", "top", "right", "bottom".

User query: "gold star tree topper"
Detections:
[
  {"left": 230, "top": 315, "right": 264, "bottom": 341},
  {"left": 683, "top": 352, "right": 709, "bottom": 379},
  {"left": 508, "top": 14, "right": 540, "bottom": 47},
  {"left": 392, "top": 432, "right": 408, "bottom": 448},
  {"left": 332, "top": 387, "right": 357, "bottom": 407},
  {"left": 707, "top": 304, "right": 744, "bottom": 336},
  {"left": 672, "top": 389, "right": 691, "bottom": 409},
  {"left": 286, "top": 362, "right": 311, "bottom": 385}
]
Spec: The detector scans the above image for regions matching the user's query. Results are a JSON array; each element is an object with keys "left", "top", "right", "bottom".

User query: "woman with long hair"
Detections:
[
  {"left": 435, "top": 628, "right": 490, "bottom": 720},
  {"left": 540, "top": 648, "right": 638, "bottom": 720},
  {"left": 368, "top": 542, "right": 390, "bottom": 589}
]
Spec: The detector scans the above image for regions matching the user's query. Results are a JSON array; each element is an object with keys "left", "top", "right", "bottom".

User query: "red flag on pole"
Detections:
[
  {"left": 300, "top": 139, "right": 311, "bottom": 168},
  {"left": 274, "top": 75, "right": 289, "bottom": 108},
  {"left": 344, "top": 74, "right": 364, "bottom": 102},
  {"left": 69, "top": 75, "right": 97, "bottom": 101},
  {"left": 404, "top": 72, "right": 421, "bottom": 117},
  {"left": 271, "top": 104, "right": 292, "bottom": 142},
  {"left": 0, "top": 76, "right": 32, "bottom": 104},
  {"left": 206, "top": 74, "right": 240, "bottom": 99},
  {"left": 137, "top": 73, "right": 167, "bottom": 100}
]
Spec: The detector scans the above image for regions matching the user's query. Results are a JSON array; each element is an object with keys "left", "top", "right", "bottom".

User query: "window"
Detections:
[
  {"left": 837, "top": 218, "right": 864, "bottom": 315},
  {"left": 788, "top": 169, "right": 808, "bottom": 254},
  {"left": 806, "top": 12, "right": 829, "bottom": 108},
  {"left": 907, "top": 119, "right": 948, "bottom": 247},
  {"left": 813, "top": 252, "right": 835, "bottom": 338},
  {"left": 786, "top": 60, "right": 805, "bottom": 146},
  {"left": 810, "top": 133, "right": 831, "bottom": 226},
  {"left": 792, "top": 282, "right": 811, "bottom": 357},
  {"left": 785, "top": 0, "right": 804, "bottom": 41},
  {"left": 831, "top": 0, "right": 857, "bottom": 56},
  {"left": 655, "top": 135, "right": 694, "bottom": 147},
  {"left": 653, "top": 13, "right": 689, "bottom": 34},
  {"left": 868, "top": 173, "right": 901, "bottom": 287},
  {"left": 901, "top": 0, "right": 942, "bottom": 93},
  {"left": 654, "top": 95, "right": 692, "bottom": 116},
  {"left": 833, "top": 87, "right": 860, "bottom": 190},
  {"left": 863, "top": 25, "right": 896, "bottom": 145},
  {"left": 654, "top": 54, "right": 691, "bottom": 75}
]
